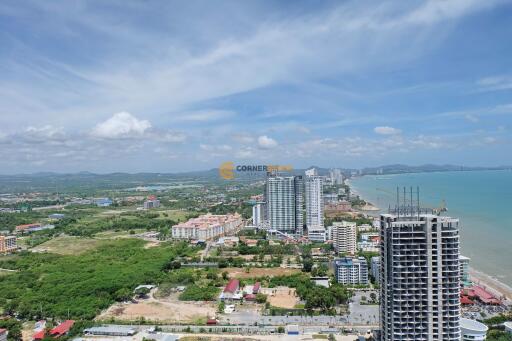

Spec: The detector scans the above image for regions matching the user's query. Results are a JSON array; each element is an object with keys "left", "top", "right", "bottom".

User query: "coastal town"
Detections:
[
  {"left": 2, "top": 0, "right": 512, "bottom": 339},
  {"left": 0, "top": 168, "right": 511, "bottom": 341}
]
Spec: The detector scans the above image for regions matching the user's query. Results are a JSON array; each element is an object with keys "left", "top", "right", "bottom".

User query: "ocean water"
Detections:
[{"left": 350, "top": 170, "right": 512, "bottom": 286}]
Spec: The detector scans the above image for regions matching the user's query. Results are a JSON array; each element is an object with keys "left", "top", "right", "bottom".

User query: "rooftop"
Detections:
[
  {"left": 460, "top": 318, "right": 488, "bottom": 333},
  {"left": 224, "top": 279, "right": 240, "bottom": 293},
  {"left": 50, "top": 320, "right": 75, "bottom": 336}
]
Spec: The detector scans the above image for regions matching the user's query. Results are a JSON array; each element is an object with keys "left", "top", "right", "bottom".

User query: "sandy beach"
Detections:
[
  {"left": 348, "top": 178, "right": 512, "bottom": 303},
  {"left": 469, "top": 268, "right": 512, "bottom": 302}
]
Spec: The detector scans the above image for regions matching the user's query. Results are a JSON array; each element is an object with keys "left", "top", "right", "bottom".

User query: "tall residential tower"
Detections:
[
  {"left": 266, "top": 174, "right": 304, "bottom": 237},
  {"left": 305, "top": 168, "right": 325, "bottom": 241},
  {"left": 379, "top": 210, "right": 461, "bottom": 341}
]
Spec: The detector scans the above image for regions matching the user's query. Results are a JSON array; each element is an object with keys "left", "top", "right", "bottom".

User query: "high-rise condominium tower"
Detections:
[
  {"left": 305, "top": 169, "right": 325, "bottom": 241},
  {"left": 380, "top": 211, "right": 461, "bottom": 341},
  {"left": 266, "top": 174, "right": 304, "bottom": 236},
  {"left": 331, "top": 221, "right": 357, "bottom": 254}
]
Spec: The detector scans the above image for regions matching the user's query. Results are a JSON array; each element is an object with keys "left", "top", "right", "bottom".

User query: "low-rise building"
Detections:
[
  {"left": 50, "top": 320, "right": 74, "bottom": 338},
  {"left": 95, "top": 198, "right": 113, "bottom": 207},
  {"left": 48, "top": 213, "right": 65, "bottom": 220},
  {"left": 172, "top": 213, "right": 243, "bottom": 241},
  {"left": 144, "top": 195, "right": 161, "bottom": 209},
  {"left": 220, "top": 279, "right": 241, "bottom": 300},
  {"left": 357, "top": 240, "right": 379, "bottom": 253},
  {"left": 15, "top": 223, "right": 54, "bottom": 234},
  {"left": 15, "top": 223, "right": 41, "bottom": 233},
  {"left": 0, "top": 235, "right": 16, "bottom": 254},
  {"left": 334, "top": 257, "right": 368, "bottom": 285},
  {"left": 460, "top": 318, "right": 488, "bottom": 340}
]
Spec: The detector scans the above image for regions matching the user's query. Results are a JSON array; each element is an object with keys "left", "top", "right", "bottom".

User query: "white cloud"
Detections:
[
  {"left": 477, "top": 75, "right": 512, "bottom": 91},
  {"left": 154, "top": 131, "right": 187, "bottom": 143},
  {"left": 91, "top": 112, "right": 151, "bottom": 139},
  {"left": 374, "top": 126, "right": 402, "bottom": 135},
  {"left": 175, "top": 110, "right": 236, "bottom": 122},
  {"left": 24, "top": 125, "right": 66, "bottom": 142},
  {"left": 464, "top": 114, "right": 479, "bottom": 123},
  {"left": 257, "top": 135, "right": 278, "bottom": 149}
]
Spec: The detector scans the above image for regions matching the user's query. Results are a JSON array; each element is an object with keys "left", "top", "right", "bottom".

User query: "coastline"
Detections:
[
  {"left": 347, "top": 176, "right": 512, "bottom": 303},
  {"left": 469, "top": 268, "right": 512, "bottom": 302}
]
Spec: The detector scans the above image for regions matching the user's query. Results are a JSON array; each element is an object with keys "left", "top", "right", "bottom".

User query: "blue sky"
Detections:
[{"left": 1, "top": 0, "right": 511, "bottom": 173}]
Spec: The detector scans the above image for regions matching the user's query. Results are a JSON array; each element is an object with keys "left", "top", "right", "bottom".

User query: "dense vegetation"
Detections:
[
  {"left": 179, "top": 284, "right": 220, "bottom": 301},
  {"left": 0, "top": 318, "right": 22, "bottom": 341},
  {"left": 236, "top": 240, "right": 296, "bottom": 255},
  {"left": 265, "top": 273, "right": 351, "bottom": 313},
  {"left": 488, "top": 331, "right": 512, "bottom": 341},
  {"left": 0, "top": 239, "right": 196, "bottom": 319}
]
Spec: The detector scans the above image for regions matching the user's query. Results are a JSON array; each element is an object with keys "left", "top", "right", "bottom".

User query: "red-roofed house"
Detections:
[
  {"left": 460, "top": 296, "right": 475, "bottom": 305},
  {"left": 471, "top": 286, "right": 501, "bottom": 305},
  {"left": 50, "top": 320, "right": 74, "bottom": 338},
  {"left": 32, "top": 330, "right": 45, "bottom": 341},
  {"left": 0, "top": 328, "right": 8, "bottom": 341},
  {"left": 253, "top": 282, "right": 260, "bottom": 294},
  {"left": 221, "top": 279, "right": 240, "bottom": 300},
  {"left": 244, "top": 294, "right": 256, "bottom": 301},
  {"left": 15, "top": 223, "right": 41, "bottom": 232}
]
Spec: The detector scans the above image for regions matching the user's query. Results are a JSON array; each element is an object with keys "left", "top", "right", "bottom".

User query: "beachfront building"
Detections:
[
  {"left": 334, "top": 257, "right": 368, "bottom": 285},
  {"left": 0, "top": 235, "right": 16, "bottom": 254},
  {"left": 305, "top": 169, "right": 325, "bottom": 242},
  {"left": 460, "top": 318, "right": 488, "bottom": 340},
  {"left": 330, "top": 221, "right": 357, "bottom": 255},
  {"left": 380, "top": 212, "right": 461, "bottom": 341},
  {"left": 329, "top": 168, "right": 343, "bottom": 185},
  {"left": 460, "top": 255, "right": 471, "bottom": 287},
  {"left": 172, "top": 213, "right": 243, "bottom": 241},
  {"left": 266, "top": 174, "right": 304, "bottom": 237}
]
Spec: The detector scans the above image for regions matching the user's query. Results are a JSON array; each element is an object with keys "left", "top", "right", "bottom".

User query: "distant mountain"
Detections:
[{"left": 359, "top": 164, "right": 511, "bottom": 175}]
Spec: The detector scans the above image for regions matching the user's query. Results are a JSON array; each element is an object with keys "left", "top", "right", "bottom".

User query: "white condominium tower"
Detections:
[
  {"left": 380, "top": 210, "right": 461, "bottom": 341},
  {"left": 331, "top": 221, "right": 357, "bottom": 254},
  {"left": 305, "top": 168, "right": 325, "bottom": 241},
  {"left": 329, "top": 168, "right": 343, "bottom": 185},
  {"left": 266, "top": 174, "right": 304, "bottom": 236}
]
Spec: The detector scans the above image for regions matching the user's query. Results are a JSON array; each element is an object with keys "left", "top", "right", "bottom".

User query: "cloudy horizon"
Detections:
[{"left": 1, "top": 0, "right": 512, "bottom": 174}]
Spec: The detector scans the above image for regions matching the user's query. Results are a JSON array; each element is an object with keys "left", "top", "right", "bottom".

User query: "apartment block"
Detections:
[
  {"left": 331, "top": 221, "right": 357, "bottom": 254},
  {"left": 380, "top": 213, "right": 461, "bottom": 341},
  {"left": 266, "top": 174, "right": 304, "bottom": 236},
  {"left": 334, "top": 257, "right": 368, "bottom": 285},
  {"left": 305, "top": 169, "right": 325, "bottom": 242},
  {"left": 0, "top": 235, "right": 17, "bottom": 254},
  {"left": 172, "top": 213, "right": 243, "bottom": 241}
]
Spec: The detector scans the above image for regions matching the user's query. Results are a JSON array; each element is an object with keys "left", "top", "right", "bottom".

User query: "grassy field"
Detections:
[
  {"left": 94, "top": 228, "right": 148, "bottom": 239},
  {"left": 154, "top": 209, "right": 191, "bottom": 222},
  {"left": 31, "top": 235, "right": 110, "bottom": 255}
]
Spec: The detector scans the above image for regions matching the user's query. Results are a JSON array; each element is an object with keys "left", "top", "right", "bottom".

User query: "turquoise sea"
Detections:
[{"left": 349, "top": 170, "right": 512, "bottom": 286}]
